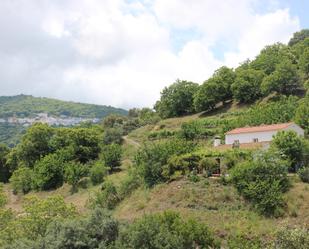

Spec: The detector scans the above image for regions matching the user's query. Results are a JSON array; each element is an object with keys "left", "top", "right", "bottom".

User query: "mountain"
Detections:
[
  {"left": 0, "top": 95, "right": 127, "bottom": 119},
  {"left": 0, "top": 95, "right": 128, "bottom": 146}
]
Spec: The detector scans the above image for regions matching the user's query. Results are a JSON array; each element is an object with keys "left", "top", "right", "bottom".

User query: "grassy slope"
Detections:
[{"left": 4, "top": 102, "right": 309, "bottom": 242}]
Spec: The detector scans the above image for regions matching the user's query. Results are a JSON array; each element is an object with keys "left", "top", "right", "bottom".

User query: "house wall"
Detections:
[{"left": 225, "top": 124, "right": 304, "bottom": 145}]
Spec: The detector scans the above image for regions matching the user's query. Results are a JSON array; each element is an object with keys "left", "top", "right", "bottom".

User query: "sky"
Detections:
[{"left": 0, "top": 0, "right": 308, "bottom": 109}]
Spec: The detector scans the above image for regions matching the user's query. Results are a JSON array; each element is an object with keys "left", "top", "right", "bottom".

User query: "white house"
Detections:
[{"left": 223, "top": 122, "right": 304, "bottom": 146}]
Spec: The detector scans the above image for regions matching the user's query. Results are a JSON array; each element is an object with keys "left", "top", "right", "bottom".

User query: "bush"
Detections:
[
  {"left": 33, "top": 153, "right": 65, "bottom": 190},
  {"left": 298, "top": 167, "right": 309, "bottom": 183},
  {"left": 0, "top": 183, "right": 7, "bottom": 207},
  {"left": 90, "top": 161, "right": 108, "bottom": 185},
  {"left": 134, "top": 139, "right": 196, "bottom": 187},
  {"left": 102, "top": 143, "right": 122, "bottom": 171},
  {"left": 180, "top": 121, "right": 215, "bottom": 140},
  {"left": 103, "top": 128, "right": 123, "bottom": 145},
  {"left": 118, "top": 169, "right": 141, "bottom": 199},
  {"left": 64, "top": 161, "right": 88, "bottom": 193},
  {"left": 9, "top": 167, "right": 34, "bottom": 194},
  {"left": 275, "top": 227, "right": 309, "bottom": 249},
  {"left": 230, "top": 151, "right": 290, "bottom": 216},
  {"left": 199, "top": 157, "right": 219, "bottom": 176},
  {"left": 115, "top": 211, "right": 219, "bottom": 249},
  {"left": 92, "top": 181, "right": 120, "bottom": 210}
]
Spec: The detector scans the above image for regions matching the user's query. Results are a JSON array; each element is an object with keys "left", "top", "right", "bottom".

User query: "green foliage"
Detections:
[
  {"left": 42, "top": 208, "right": 118, "bottom": 249},
  {"left": 251, "top": 43, "right": 294, "bottom": 75},
  {"left": 180, "top": 120, "right": 215, "bottom": 140},
  {"left": 295, "top": 96, "right": 309, "bottom": 132},
  {"left": 275, "top": 227, "right": 309, "bottom": 249},
  {"left": 64, "top": 161, "right": 88, "bottom": 193},
  {"left": 298, "top": 167, "right": 309, "bottom": 183},
  {"left": 148, "top": 130, "right": 176, "bottom": 140},
  {"left": 0, "top": 94, "right": 127, "bottom": 119},
  {"left": 92, "top": 181, "right": 120, "bottom": 210},
  {"left": 9, "top": 167, "right": 34, "bottom": 194},
  {"left": 288, "top": 29, "right": 309, "bottom": 46},
  {"left": 103, "top": 128, "right": 123, "bottom": 145},
  {"left": 231, "top": 68, "right": 264, "bottom": 103},
  {"left": 134, "top": 139, "right": 196, "bottom": 187},
  {"left": 33, "top": 153, "right": 66, "bottom": 190},
  {"left": 261, "top": 59, "right": 300, "bottom": 95},
  {"left": 101, "top": 144, "right": 122, "bottom": 171},
  {"left": 193, "top": 80, "right": 220, "bottom": 112},
  {"left": 15, "top": 123, "right": 54, "bottom": 168},
  {"left": 90, "top": 161, "right": 108, "bottom": 185},
  {"left": 117, "top": 169, "right": 141, "bottom": 199},
  {"left": 230, "top": 151, "right": 290, "bottom": 216},
  {"left": 0, "top": 183, "right": 7, "bottom": 208},
  {"left": 154, "top": 80, "right": 199, "bottom": 118},
  {"left": 115, "top": 211, "right": 219, "bottom": 249},
  {"left": 271, "top": 130, "right": 304, "bottom": 171},
  {"left": 0, "top": 144, "right": 10, "bottom": 182}
]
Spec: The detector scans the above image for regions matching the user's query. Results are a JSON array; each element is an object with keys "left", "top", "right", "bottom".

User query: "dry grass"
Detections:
[{"left": 114, "top": 176, "right": 309, "bottom": 240}]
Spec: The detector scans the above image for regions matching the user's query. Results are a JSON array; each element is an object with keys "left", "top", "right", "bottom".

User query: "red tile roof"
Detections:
[{"left": 226, "top": 122, "right": 294, "bottom": 135}]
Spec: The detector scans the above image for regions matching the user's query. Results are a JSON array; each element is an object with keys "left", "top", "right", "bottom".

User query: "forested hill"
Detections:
[{"left": 0, "top": 95, "right": 127, "bottom": 118}]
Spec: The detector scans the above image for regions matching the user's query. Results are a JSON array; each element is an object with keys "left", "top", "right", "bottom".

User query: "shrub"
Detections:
[
  {"left": 92, "top": 181, "right": 120, "bottom": 210},
  {"left": 33, "top": 153, "right": 65, "bottom": 190},
  {"left": 271, "top": 130, "right": 304, "bottom": 171},
  {"left": 64, "top": 161, "right": 88, "bottom": 193},
  {"left": 115, "top": 211, "right": 219, "bottom": 249},
  {"left": 180, "top": 121, "right": 215, "bottom": 140},
  {"left": 134, "top": 139, "right": 196, "bottom": 187},
  {"left": 118, "top": 169, "right": 141, "bottom": 199},
  {"left": 103, "top": 128, "right": 123, "bottom": 145},
  {"left": 102, "top": 143, "right": 122, "bottom": 171},
  {"left": 90, "top": 161, "right": 108, "bottom": 185},
  {"left": 0, "top": 183, "right": 7, "bottom": 207},
  {"left": 298, "top": 167, "right": 309, "bottom": 183},
  {"left": 9, "top": 167, "right": 34, "bottom": 194},
  {"left": 230, "top": 151, "right": 290, "bottom": 216},
  {"left": 275, "top": 227, "right": 309, "bottom": 249},
  {"left": 199, "top": 157, "right": 219, "bottom": 176}
]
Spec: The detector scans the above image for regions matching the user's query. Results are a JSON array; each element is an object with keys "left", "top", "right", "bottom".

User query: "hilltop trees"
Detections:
[
  {"left": 231, "top": 68, "right": 264, "bottom": 103},
  {"left": 155, "top": 80, "right": 199, "bottom": 118},
  {"left": 0, "top": 144, "right": 9, "bottom": 182}
]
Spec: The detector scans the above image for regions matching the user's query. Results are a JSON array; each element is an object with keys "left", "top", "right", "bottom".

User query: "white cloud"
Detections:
[{"left": 0, "top": 0, "right": 301, "bottom": 109}]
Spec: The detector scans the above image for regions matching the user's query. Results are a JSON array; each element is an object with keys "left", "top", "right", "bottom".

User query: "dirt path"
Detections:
[{"left": 123, "top": 135, "right": 141, "bottom": 148}]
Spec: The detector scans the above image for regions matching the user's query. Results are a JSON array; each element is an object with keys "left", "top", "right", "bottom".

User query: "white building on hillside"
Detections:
[{"left": 225, "top": 122, "right": 304, "bottom": 145}]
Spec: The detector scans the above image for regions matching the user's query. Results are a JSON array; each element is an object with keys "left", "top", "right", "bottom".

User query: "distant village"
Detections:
[{"left": 0, "top": 113, "right": 100, "bottom": 127}]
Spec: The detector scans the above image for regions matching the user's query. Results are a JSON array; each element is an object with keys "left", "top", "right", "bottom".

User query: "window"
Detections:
[{"left": 253, "top": 138, "right": 258, "bottom": 143}]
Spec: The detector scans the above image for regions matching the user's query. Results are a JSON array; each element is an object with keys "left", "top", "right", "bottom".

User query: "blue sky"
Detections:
[{"left": 0, "top": 0, "right": 307, "bottom": 108}]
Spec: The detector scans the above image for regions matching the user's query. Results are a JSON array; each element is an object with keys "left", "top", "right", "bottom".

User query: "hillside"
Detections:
[
  {"left": 0, "top": 95, "right": 127, "bottom": 118},
  {"left": 0, "top": 95, "right": 128, "bottom": 146}
]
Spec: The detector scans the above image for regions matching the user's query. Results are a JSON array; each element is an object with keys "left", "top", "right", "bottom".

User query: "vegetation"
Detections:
[
  {"left": 1, "top": 29, "right": 309, "bottom": 248},
  {"left": 230, "top": 151, "right": 290, "bottom": 216}
]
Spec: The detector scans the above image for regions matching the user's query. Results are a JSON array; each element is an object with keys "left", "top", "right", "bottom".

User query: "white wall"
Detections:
[{"left": 225, "top": 124, "right": 304, "bottom": 145}]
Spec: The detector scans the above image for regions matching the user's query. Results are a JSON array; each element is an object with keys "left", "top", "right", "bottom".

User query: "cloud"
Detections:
[{"left": 0, "top": 0, "right": 300, "bottom": 109}]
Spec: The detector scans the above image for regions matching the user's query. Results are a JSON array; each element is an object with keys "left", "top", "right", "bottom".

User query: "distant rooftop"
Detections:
[{"left": 226, "top": 122, "right": 294, "bottom": 135}]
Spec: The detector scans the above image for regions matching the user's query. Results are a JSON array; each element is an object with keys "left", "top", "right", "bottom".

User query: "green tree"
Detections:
[
  {"left": 0, "top": 144, "right": 9, "bottom": 183},
  {"left": 64, "top": 162, "right": 88, "bottom": 193},
  {"left": 33, "top": 153, "right": 65, "bottom": 190},
  {"left": 14, "top": 123, "right": 54, "bottom": 168},
  {"left": 103, "top": 128, "right": 123, "bottom": 145},
  {"left": 134, "top": 139, "right": 195, "bottom": 187},
  {"left": 251, "top": 43, "right": 294, "bottom": 75},
  {"left": 261, "top": 59, "right": 301, "bottom": 95},
  {"left": 231, "top": 68, "right": 264, "bottom": 103},
  {"left": 211, "top": 66, "right": 235, "bottom": 102},
  {"left": 193, "top": 81, "right": 219, "bottom": 112},
  {"left": 9, "top": 167, "right": 34, "bottom": 194},
  {"left": 102, "top": 144, "right": 122, "bottom": 171},
  {"left": 288, "top": 29, "right": 309, "bottom": 46},
  {"left": 90, "top": 161, "right": 108, "bottom": 185},
  {"left": 271, "top": 130, "right": 304, "bottom": 171},
  {"left": 154, "top": 80, "right": 199, "bottom": 118},
  {"left": 295, "top": 96, "right": 309, "bottom": 132}
]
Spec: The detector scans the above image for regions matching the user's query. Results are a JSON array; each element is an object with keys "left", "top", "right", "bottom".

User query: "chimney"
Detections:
[{"left": 214, "top": 136, "right": 221, "bottom": 147}]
